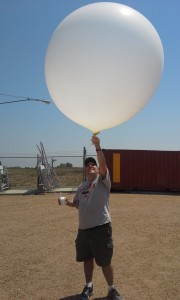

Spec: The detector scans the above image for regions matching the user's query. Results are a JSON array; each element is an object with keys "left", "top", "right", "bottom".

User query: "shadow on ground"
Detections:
[
  {"left": 60, "top": 296, "right": 106, "bottom": 300},
  {"left": 59, "top": 295, "right": 80, "bottom": 300}
]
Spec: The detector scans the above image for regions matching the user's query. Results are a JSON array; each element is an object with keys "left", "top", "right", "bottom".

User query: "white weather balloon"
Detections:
[{"left": 45, "top": 2, "right": 164, "bottom": 133}]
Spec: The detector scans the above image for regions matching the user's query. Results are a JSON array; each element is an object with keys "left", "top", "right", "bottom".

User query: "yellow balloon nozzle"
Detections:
[{"left": 93, "top": 131, "right": 100, "bottom": 136}]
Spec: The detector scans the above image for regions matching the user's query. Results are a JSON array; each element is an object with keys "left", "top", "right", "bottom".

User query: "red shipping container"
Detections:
[{"left": 103, "top": 149, "right": 180, "bottom": 192}]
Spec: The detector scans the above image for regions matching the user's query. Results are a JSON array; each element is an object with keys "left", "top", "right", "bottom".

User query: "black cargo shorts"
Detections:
[{"left": 75, "top": 222, "right": 113, "bottom": 267}]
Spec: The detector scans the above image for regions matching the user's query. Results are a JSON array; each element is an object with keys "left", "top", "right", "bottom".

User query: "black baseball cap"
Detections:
[{"left": 85, "top": 157, "right": 97, "bottom": 166}]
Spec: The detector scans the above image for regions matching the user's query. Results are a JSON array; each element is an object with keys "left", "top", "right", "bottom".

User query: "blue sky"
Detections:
[{"left": 0, "top": 0, "right": 179, "bottom": 167}]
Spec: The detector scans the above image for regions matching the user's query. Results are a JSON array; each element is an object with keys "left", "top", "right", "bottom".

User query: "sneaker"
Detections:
[
  {"left": 80, "top": 285, "right": 93, "bottom": 300},
  {"left": 107, "top": 287, "right": 124, "bottom": 300}
]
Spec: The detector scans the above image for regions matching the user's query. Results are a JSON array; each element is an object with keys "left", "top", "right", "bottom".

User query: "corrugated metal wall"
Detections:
[{"left": 103, "top": 149, "right": 180, "bottom": 192}]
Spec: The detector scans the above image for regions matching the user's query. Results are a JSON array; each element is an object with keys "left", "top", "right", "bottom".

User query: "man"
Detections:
[{"left": 63, "top": 135, "right": 123, "bottom": 300}]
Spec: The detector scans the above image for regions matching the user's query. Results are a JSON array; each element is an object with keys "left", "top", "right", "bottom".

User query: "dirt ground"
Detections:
[{"left": 0, "top": 193, "right": 179, "bottom": 300}]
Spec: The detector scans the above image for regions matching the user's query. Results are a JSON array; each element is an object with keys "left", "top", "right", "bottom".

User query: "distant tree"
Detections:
[
  {"left": 66, "top": 162, "right": 73, "bottom": 168},
  {"left": 58, "top": 162, "right": 73, "bottom": 168}
]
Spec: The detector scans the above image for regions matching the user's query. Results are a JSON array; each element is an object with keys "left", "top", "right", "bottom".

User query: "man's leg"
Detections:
[
  {"left": 102, "top": 264, "right": 124, "bottom": 300},
  {"left": 102, "top": 264, "right": 114, "bottom": 286},
  {"left": 84, "top": 259, "right": 94, "bottom": 283},
  {"left": 80, "top": 259, "right": 94, "bottom": 299}
]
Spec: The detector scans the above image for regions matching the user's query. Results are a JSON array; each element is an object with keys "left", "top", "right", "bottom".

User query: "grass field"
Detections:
[{"left": 7, "top": 167, "right": 83, "bottom": 189}]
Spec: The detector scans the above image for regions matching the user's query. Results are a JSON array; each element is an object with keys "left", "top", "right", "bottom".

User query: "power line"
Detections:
[
  {"left": 0, "top": 93, "right": 51, "bottom": 105},
  {"left": 0, "top": 93, "right": 29, "bottom": 99},
  {"left": 0, "top": 155, "right": 83, "bottom": 158}
]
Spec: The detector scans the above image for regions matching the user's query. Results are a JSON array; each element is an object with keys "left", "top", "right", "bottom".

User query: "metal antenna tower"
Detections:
[
  {"left": 36, "top": 142, "right": 62, "bottom": 193},
  {"left": 0, "top": 162, "right": 10, "bottom": 192}
]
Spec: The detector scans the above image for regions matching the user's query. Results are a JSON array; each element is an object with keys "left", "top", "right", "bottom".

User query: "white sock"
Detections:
[
  {"left": 86, "top": 282, "right": 93, "bottom": 288},
  {"left": 108, "top": 284, "right": 115, "bottom": 291}
]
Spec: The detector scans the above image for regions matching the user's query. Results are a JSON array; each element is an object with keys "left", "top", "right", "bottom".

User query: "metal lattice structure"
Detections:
[
  {"left": 36, "top": 142, "right": 62, "bottom": 193},
  {"left": 0, "top": 163, "right": 10, "bottom": 191}
]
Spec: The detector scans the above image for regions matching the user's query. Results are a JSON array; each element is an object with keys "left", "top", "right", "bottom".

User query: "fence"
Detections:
[{"left": 0, "top": 147, "right": 97, "bottom": 190}]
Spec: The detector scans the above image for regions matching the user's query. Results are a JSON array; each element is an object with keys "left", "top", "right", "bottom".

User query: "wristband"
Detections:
[{"left": 96, "top": 148, "right": 101, "bottom": 151}]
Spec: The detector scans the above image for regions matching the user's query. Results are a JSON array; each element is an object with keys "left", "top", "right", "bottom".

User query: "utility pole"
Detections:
[
  {"left": 83, "top": 146, "right": 86, "bottom": 182},
  {"left": 51, "top": 158, "right": 57, "bottom": 168}
]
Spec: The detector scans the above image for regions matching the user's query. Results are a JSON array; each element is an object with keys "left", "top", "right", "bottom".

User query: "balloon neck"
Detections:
[{"left": 93, "top": 131, "right": 100, "bottom": 136}]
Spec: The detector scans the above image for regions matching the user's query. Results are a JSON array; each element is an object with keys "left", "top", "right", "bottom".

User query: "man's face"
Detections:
[{"left": 85, "top": 162, "right": 99, "bottom": 179}]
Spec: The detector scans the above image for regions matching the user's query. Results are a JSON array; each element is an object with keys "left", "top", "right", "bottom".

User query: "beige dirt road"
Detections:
[{"left": 0, "top": 193, "right": 179, "bottom": 300}]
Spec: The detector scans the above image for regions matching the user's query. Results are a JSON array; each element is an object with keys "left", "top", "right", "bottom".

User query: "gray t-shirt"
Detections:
[{"left": 73, "top": 170, "right": 111, "bottom": 229}]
